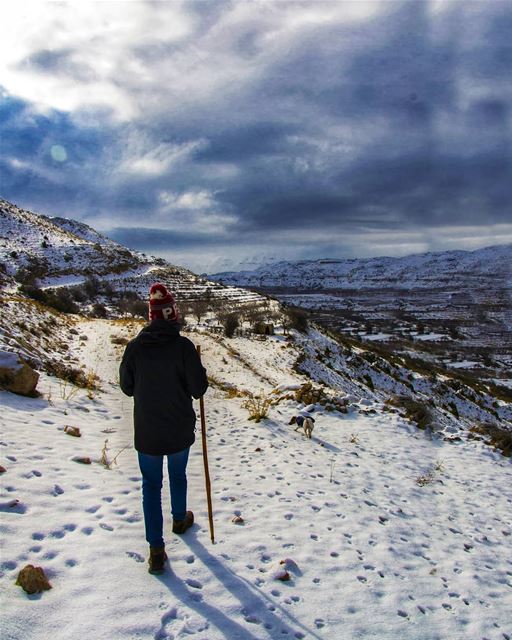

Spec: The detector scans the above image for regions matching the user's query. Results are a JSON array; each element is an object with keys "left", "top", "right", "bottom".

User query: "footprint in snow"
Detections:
[
  {"left": 50, "top": 529, "right": 66, "bottom": 539},
  {"left": 185, "top": 578, "right": 202, "bottom": 589},
  {"left": 86, "top": 505, "right": 101, "bottom": 513},
  {"left": 244, "top": 614, "right": 260, "bottom": 624},
  {"left": 126, "top": 551, "right": 144, "bottom": 563},
  {"left": 0, "top": 500, "right": 27, "bottom": 514}
]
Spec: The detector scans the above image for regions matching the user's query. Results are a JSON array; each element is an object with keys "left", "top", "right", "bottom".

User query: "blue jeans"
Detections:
[{"left": 138, "top": 448, "right": 190, "bottom": 548}]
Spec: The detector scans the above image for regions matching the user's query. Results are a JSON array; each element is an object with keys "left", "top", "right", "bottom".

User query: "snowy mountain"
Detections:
[
  {"left": 210, "top": 245, "right": 512, "bottom": 291},
  {"left": 0, "top": 198, "right": 263, "bottom": 308}
]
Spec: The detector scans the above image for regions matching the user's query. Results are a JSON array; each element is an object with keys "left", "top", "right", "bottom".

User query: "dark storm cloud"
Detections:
[
  {"left": 2, "top": 0, "right": 511, "bottom": 270},
  {"left": 187, "top": 1, "right": 512, "bottom": 235},
  {"left": 109, "top": 226, "right": 222, "bottom": 250},
  {"left": 194, "top": 122, "right": 300, "bottom": 162}
]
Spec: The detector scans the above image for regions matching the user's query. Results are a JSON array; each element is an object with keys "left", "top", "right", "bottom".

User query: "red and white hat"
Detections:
[{"left": 148, "top": 283, "right": 179, "bottom": 322}]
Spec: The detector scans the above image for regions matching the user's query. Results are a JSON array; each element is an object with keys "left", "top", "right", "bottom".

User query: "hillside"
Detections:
[
  {"left": 210, "top": 247, "right": 512, "bottom": 397},
  {"left": 1, "top": 197, "right": 511, "bottom": 638},
  {"left": 1, "top": 302, "right": 511, "bottom": 640},
  {"left": 0, "top": 198, "right": 263, "bottom": 310}
]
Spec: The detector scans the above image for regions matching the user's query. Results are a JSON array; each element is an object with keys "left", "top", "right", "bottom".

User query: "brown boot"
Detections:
[
  {"left": 148, "top": 546, "right": 168, "bottom": 574},
  {"left": 172, "top": 510, "right": 194, "bottom": 534}
]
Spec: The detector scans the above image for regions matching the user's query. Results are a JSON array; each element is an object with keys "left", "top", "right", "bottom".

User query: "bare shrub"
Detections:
[
  {"left": 388, "top": 395, "right": 434, "bottom": 430},
  {"left": 50, "top": 362, "right": 99, "bottom": 391},
  {"left": 469, "top": 422, "right": 512, "bottom": 457},
  {"left": 242, "top": 392, "right": 272, "bottom": 422}
]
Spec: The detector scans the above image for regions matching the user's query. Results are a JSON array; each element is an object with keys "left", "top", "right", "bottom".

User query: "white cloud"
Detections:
[
  {"left": 119, "top": 139, "right": 205, "bottom": 176},
  {"left": 0, "top": 1, "right": 387, "bottom": 123}
]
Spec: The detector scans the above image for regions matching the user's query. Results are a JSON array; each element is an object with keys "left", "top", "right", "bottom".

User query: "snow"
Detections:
[
  {"left": 40, "top": 265, "right": 160, "bottom": 289},
  {"left": 1, "top": 318, "right": 512, "bottom": 640},
  {"left": 412, "top": 333, "right": 447, "bottom": 342},
  {"left": 0, "top": 350, "right": 22, "bottom": 370},
  {"left": 362, "top": 333, "right": 393, "bottom": 342},
  {"left": 447, "top": 361, "right": 480, "bottom": 369}
]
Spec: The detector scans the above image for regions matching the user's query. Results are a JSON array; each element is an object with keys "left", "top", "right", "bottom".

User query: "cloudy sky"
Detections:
[{"left": 1, "top": 0, "right": 511, "bottom": 273}]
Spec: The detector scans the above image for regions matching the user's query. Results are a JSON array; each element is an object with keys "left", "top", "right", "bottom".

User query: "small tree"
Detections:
[
  {"left": 285, "top": 307, "right": 309, "bottom": 333},
  {"left": 223, "top": 312, "right": 240, "bottom": 338},
  {"left": 84, "top": 275, "right": 101, "bottom": 299},
  {"left": 190, "top": 298, "right": 209, "bottom": 323},
  {"left": 92, "top": 302, "right": 108, "bottom": 318},
  {"left": 217, "top": 308, "right": 240, "bottom": 338}
]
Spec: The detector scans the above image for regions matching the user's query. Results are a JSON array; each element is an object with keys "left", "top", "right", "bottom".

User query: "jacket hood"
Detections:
[{"left": 137, "top": 319, "right": 181, "bottom": 345}]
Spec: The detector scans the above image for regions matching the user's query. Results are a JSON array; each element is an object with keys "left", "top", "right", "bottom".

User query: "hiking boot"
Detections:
[
  {"left": 172, "top": 510, "right": 194, "bottom": 534},
  {"left": 148, "top": 546, "right": 168, "bottom": 574}
]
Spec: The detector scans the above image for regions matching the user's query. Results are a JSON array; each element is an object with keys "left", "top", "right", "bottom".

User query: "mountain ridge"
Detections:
[
  {"left": 0, "top": 197, "right": 263, "bottom": 309},
  {"left": 210, "top": 243, "right": 512, "bottom": 291}
]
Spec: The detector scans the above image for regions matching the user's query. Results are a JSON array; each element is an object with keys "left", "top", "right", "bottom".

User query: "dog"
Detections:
[{"left": 289, "top": 415, "right": 315, "bottom": 439}]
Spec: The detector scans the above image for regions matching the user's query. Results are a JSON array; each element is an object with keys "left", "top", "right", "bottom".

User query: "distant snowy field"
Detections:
[{"left": 1, "top": 319, "right": 511, "bottom": 640}]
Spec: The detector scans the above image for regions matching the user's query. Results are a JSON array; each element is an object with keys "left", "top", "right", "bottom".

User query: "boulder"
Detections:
[
  {"left": 16, "top": 565, "right": 52, "bottom": 594},
  {"left": 0, "top": 351, "right": 39, "bottom": 396}
]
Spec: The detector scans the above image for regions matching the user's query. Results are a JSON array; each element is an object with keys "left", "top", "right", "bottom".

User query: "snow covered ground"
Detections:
[{"left": 1, "top": 319, "right": 512, "bottom": 640}]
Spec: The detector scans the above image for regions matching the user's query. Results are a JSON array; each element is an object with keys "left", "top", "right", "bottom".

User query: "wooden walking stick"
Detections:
[{"left": 196, "top": 345, "right": 215, "bottom": 544}]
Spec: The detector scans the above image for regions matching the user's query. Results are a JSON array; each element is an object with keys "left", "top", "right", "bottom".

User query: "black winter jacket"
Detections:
[{"left": 119, "top": 320, "right": 208, "bottom": 455}]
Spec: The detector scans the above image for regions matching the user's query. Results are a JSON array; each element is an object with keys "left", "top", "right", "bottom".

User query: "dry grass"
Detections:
[
  {"left": 416, "top": 470, "right": 436, "bottom": 486},
  {"left": 416, "top": 459, "right": 444, "bottom": 486},
  {"left": 100, "top": 439, "right": 130, "bottom": 469},
  {"left": 207, "top": 375, "right": 248, "bottom": 398}
]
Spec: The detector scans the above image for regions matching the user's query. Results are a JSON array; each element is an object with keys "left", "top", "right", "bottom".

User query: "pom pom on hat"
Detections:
[{"left": 149, "top": 283, "right": 179, "bottom": 322}]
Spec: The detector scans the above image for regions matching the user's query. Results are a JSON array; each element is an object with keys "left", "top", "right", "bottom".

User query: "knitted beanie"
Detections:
[{"left": 148, "top": 283, "right": 179, "bottom": 322}]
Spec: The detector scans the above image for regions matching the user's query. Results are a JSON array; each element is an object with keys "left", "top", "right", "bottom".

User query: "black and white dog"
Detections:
[{"left": 289, "top": 414, "right": 315, "bottom": 439}]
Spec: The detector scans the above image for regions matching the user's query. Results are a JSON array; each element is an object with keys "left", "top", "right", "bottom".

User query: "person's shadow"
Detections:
[{"left": 155, "top": 530, "right": 322, "bottom": 640}]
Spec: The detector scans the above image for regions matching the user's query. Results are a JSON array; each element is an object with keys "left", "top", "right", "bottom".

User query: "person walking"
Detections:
[{"left": 119, "top": 283, "right": 208, "bottom": 574}]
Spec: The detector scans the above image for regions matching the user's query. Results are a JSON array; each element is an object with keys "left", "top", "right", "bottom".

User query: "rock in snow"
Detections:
[{"left": 0, "top": 350, "right": 39, "bottom": 396}]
